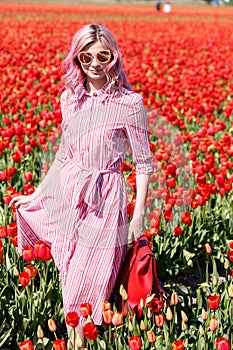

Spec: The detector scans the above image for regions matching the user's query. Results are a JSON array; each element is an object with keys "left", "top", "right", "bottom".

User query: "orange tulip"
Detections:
[
  {"left": 172, "top": 340, "right": 185, "bottom": 350},
  {"left": 48, "top": 318, "right": 57, "bottom": 332},
  {"left": 103, "top": 309, "right": 114, "bottom": 324},
  {"left": 209, "top": 317, "right": 218, "bottom": 332},
  {"left": 147, "top": 330, "right": 156, "bottom": 343}
]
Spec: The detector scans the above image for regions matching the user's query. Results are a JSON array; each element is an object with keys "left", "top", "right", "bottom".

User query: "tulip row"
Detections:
[{"left": 0, "top": 2, "right": 233, "bottom": 349}]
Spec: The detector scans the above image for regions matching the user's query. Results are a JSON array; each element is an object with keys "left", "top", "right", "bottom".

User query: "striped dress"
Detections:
[{"left": 16, "top": 83, "right": 154, "bottom": 326}]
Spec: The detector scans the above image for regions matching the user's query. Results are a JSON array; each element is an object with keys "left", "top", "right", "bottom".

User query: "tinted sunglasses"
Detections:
[{"left": 77, "top": 50, "right": 112, "bottom": 65}]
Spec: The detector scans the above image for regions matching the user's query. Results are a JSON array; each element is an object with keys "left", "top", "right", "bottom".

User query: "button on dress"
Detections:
[{"left": 16, "top": 83, "right": 154, "bottom": 325}]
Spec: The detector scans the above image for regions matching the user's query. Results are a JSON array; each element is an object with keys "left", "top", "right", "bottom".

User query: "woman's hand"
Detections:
[
  {"left": 128, "top": 215, "right": 145, "bottom": 244},
  {"left": 8, "top": 193, "right": 38, "bottom": 209}
]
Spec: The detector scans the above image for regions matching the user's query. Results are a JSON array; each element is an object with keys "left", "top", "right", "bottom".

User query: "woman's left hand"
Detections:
[{"left": 128, "top": 215, "right": 145, "bottom": 244}]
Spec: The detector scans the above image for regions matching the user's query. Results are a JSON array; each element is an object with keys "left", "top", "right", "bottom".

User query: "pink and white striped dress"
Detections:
[{"left": 16, "top": 83, "right": 154, "bottom": 325}]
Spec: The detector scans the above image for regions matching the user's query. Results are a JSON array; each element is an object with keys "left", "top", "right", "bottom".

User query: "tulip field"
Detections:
[{"left": 0, "top": 1, "right": 233, "bottom": 349}]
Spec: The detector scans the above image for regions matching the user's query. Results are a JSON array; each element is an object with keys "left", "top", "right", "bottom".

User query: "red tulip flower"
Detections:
[
  {"left": 229, "top": 241, "right": 233, "bottom": 250},
  {"left": 103, "top": 309, "right": 114, "bottom": 324},
  {"left": 112, "top": 312, "right": 123, "bottom": 327},
  {"left": 228, "top": 251, "right": 233, "bottom": 263},
  {"left": 148, "top": 297, "right": 163, "bottom": 313},
  {"left": 172, "top": 340, "right": 185, "bottom": 350},
  {"left": 65, "top": 311, "right": 80, "bottom": 328},
  {"left": 18, "top": 339, "right": 34, "bottom": 350},
  {"left": 22, "top": 245, "right": 34, "bottom": 262},
  {"left": 82, "top": 322, "right": 98, "bottom": 341},
  {"left": 24, "top": 265, "right": 37, "bottom": 278},
  {"left": 33, "top": 241, "right": 52, "bottom": 261},
  {"left": 128, "top": 335, "right": 142, "bottom": 350},
  {"left": 181, "top": 211, "right": 192, "bottom": 226},
  {"left": 53, "top": 338, "right": 66, "bottom": 350},
  {"left": 18, "top": 271, "right": 30, "bottom": 287},
  {"left": 216, "top": 337, "right": 231, "bottom": 350},
  {"left": 80, "top": 302, "right": 92, "bottom": 318},
  {"left": 155, "top": 313, "right": 165, "bottom": 327},
  {"left": 208, "top": 295, "right": 220, "bottom": 310},
  {"left": 0, "top": 226, "right": 7, "bottom": 238},
  {"left": 174, "top": 226, "right": 182, "bottom": 237}
]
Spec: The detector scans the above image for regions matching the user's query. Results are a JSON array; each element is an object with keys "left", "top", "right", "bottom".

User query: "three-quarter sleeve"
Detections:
[
  {"left": 55, "top": 91, "right": 71, "bottom": 163},
  {"left": 125, "top": 95, "right": 154, "bottom": 175}
]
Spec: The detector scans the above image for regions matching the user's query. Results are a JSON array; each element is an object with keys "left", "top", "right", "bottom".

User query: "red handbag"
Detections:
[{"left": 115, "top": 235, "right": 159, "bottom": 317}]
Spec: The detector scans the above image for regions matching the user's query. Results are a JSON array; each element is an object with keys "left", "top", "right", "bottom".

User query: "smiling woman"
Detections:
[{"left": 10, "top": 23, "right": 154, "bottom": 349}]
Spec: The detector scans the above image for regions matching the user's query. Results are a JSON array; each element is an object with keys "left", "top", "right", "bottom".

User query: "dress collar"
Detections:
[{"left": 75, "top": 81, "right": 111, "bottom": 101}]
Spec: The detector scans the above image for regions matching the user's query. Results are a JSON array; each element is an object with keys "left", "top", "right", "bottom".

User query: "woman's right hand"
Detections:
[{"left": 8, "top": 193, "right": 38, "bottom": 209}]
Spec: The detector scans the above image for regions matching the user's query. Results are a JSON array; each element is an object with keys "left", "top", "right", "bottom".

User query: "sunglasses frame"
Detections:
[{"left": 77, "top": 50, "right": 112, "bottom": 65}]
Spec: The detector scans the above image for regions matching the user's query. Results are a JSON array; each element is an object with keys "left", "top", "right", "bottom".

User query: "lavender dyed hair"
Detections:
[{"left": 62, "top": 23, "right": 132, "bottom": 92}]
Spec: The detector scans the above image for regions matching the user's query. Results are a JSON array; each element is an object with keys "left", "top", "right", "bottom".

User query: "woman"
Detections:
[{"left": 9, "top": 24, "right": 154, "bottom": 347}]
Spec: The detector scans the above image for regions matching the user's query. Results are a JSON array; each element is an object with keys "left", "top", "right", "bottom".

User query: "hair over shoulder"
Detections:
[{"left": 62, "top": 23, "right": 131, "bottom": 93}]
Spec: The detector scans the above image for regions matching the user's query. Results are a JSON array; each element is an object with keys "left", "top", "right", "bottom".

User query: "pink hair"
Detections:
[{"left": 62, "top": 24, "right": 131, "bottom": 93}]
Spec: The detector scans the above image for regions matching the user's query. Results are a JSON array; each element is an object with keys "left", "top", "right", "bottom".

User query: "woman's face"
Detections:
[{"left": 78, "top": 40, "right": 111, "bottom": 89}]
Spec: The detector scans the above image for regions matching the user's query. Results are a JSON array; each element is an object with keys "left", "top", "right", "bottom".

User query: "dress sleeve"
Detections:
[
  {"left": 125, "top": 95, "right": 154, "bottom": 175},
  {"left": 55, "top": 91, "right": 71, "bottom": 163}
]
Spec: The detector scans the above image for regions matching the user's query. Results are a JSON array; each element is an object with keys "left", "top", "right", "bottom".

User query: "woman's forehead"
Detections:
[{"left": 83, "top": 40, "right": 107, "bottom": 52}]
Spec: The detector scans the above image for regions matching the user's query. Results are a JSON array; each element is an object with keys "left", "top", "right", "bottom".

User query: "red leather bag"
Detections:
[{"left": 115, "top": 235, "right": 159, "bottom": 316}]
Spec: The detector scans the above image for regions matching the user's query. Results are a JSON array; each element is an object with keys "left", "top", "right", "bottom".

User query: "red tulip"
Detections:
[
  {"left": 80, "top": 302, "right": 92, "bottom": 318},
  {"left": 65, "top": 311, "right": 80, "bottom": 328},
  {"left": 24, "top": 265, "right": 37, "bottom": 278},
  {"left": 128, "top": 335, "right": 142, "bottom": 350},
  {"left": 148, "top": 297, "right": 163, "bottom": 313},
  {"left": 33, "top": 241, "right": 52, "bottom": 261},
  {"left": 228, "top": 251, "right": 233, "bottom": 263},
  {"left": 53, "top": 338, "right": 66, "bottom": 350},
  {"left": 229, "top": 241, "right": 233, "bottom": 250},
  {"left": 82, "top": 322, "right": 98, "bottom": 341},
  {"left": 181, "top": 211, "right": 192, "bottom": 226},
  {"left": 0, "top": 226, "right": 7, "bottom": 238},
  {"left": 172, "top": 340, "right": 185, "bottom": 350},
  {"left": 103, "top": 309, "right": 114, "bottom": 324},
  {"left": 155, "top": 313, "right": 165, "bottom": 327},
  {"left": 22, "top": 245, "right": 34, "bottom": 262},
  {"left": 18, "top": 339, "right": 34, "bottom": 350},
  {"left": 112, "top": 312, "right": 123, "bottom": 327},
  {"left": 7, "top": 222, "right": 17, "bottom": 237},
  {"left": 18, "top": 271, "right": 30, "bottom": 287},
  {"left": 216, "top": 337, "right": 231, "bottom": 350},
  {"left": 174, "top": 226, "right": 182, "bottom": 237},
  {"left": 208, "top": 295, "right": 220, "bottom": 310}
]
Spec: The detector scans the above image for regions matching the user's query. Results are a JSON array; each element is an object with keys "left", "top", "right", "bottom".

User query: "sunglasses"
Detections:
[{"left": 77, "top": 50, "right": 112, "bottom": 65}]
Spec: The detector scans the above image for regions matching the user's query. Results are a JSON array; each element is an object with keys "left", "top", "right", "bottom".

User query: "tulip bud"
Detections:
[
  {"left": 48, "top": 318, "right": 57, "bottom": 332},
  {"left": 209, "top": 317, "right": 218, "bottom": 332},
  {"left": 140, "top": 298, "right": 144, "bottom": 309},
  {"left": 170, "top": 291, "right": 178, "bottom": 305},
  {"left": 122, "top": 289, "right": 128, "bottom": 301},
  {"left": 147, "top": 329, "right": 156, "bottom": 343},
  {"left": 204, "top": 243, "right": 212, "bottom": 254},
  {"left": 128, "top": 320, "right": 134, "bottom": 332},
  {"left": 182, "top": 320, "right": 187, "bottom": 331},
  {"left": 199, "top": 325, "right": 204, "bottom": 335},
  {"left": 147, "top": 308, "right": 153, "bottom": 319},
  {"left": 37, "top": 325, "right": 44, "bottom": 339},
  {"left": 99, "top": 340, "right": 106, "bottom": 349},
  {"left": 224, "top": 261, "right": 230, "bottom": 270},
  {"left": 76, "top": 334, "right": 83, "bottom": 348},
  {"left": 181, "top": 310, "right": 188, "bottom": 323},
  {"left": 67, "top": 339, "right": 73, "bottom": 350},
  {"left": 201, "top": 308, "right": 207, "bottom": 321},
  {"left": 140, "top": 320, "right": 146, "bottom": 331},
  {"left": 228, "top": 284, "right": 233, "bottom": 298},
  {"left": 13, "top": 266, "right": 19, "bottom": 277},
  {"left": 166, "top": 307, "right": 173, "bottom": 321},
  {"left": 119, "top": 284, "right": 125, "bottom": 296}
]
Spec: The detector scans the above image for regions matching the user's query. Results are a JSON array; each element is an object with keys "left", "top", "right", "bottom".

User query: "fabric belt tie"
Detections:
[{"left": 64, "top": 158, "right": 121, "bottom": 210}]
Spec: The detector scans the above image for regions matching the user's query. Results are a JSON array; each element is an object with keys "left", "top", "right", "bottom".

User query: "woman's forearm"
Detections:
[{"left": 133, "top": 173, "right": 150, "bottom": 217}]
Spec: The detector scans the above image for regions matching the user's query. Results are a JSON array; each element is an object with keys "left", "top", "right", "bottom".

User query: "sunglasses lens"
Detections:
[
  {"left": 79, "top": 52, "right": 92, "bottom": 64},
  {"left": 96, "top": 51, "right": 111, "bottom": 63}
]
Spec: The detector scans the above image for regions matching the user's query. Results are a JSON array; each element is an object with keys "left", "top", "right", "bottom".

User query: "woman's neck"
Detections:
[{"left": 85, "top": 78, "right": 107, "bottom": 93}]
